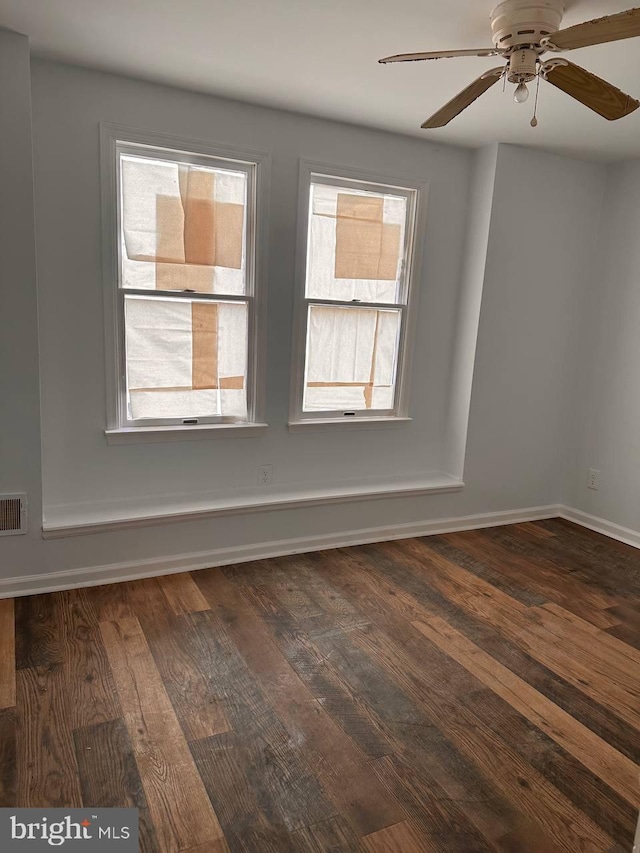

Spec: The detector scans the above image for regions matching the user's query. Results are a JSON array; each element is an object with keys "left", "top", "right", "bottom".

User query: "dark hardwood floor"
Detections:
[{"left": 0, "top": 518, "right": 639, "bottom": 852}]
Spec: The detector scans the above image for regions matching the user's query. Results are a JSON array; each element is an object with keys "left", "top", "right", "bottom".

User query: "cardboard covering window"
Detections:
[
  {"left": 121, "top": 156, "right": 247, "bottom": 295},
  {"left": 125, "top": 296, "right": 248, "bottom": 419},
  {"left": 306, "top": 184, "right": 407, "bottom": 303},
  {"left": 303, "top": 305, "right": 400, "bottom": 412}
]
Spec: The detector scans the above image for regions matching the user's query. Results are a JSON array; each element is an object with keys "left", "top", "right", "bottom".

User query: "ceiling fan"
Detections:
[{"left": 379, "top": 1, "right": 640, "bottom": 128}]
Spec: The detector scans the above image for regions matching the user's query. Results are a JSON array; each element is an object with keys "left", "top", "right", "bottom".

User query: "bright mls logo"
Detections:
[{"left": 0, "top": 809, "right": 138, "bottom": 850}]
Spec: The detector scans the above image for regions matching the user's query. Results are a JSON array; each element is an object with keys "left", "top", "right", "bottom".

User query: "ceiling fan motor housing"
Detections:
[
  {"left": 490, "top": 0, "right": 564, "bottom": 50},
  {"left": 508, "top": 48, "right": 538, "bottom": 83}
]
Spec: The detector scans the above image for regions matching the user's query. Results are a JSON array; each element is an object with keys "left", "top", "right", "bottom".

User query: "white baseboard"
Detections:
[
  {"left": 0, "top": 504, "right": 560, "bottom": 599},
  {"left": 4, "top": 502, "right": 637, "bottom": 600},
  {"left": 558, "top": 505, "right": 640, "bottom": 550}
]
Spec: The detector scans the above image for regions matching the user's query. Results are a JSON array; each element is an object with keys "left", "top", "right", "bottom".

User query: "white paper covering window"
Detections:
[
  {"left": 117, "top": 148, "right": 254, "bottom": 425},
  {"left": 125, "top": 296, "right": 248, "bottom": 420},
  {"left": 121, "top": 156, "right": 247, "bottom": 295},
  {"left": 304, "top": 306, "right": 400, "bottom": 412},
  {"left": 299, "top": 178, "right": 413, "bottom": 416},
  {"left": 306, "top": 184, "right": 407, "bottom": 304}
]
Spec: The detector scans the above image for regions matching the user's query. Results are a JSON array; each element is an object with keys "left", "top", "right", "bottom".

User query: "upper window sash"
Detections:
[
  {"left": 116, "top": 143, "right": 256, "bottom": 299},
  {"left": 304, "top": 174, "right": 416, "bottom": 308}
]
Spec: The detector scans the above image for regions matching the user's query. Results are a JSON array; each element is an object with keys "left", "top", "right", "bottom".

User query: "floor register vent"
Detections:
[{"left": 0, "top": 494, "right": 27, "bottom": 535}]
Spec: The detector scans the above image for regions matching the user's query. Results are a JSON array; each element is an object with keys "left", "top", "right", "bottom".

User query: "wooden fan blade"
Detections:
[
  {"left": 379, "top": 48, "right": 501, "bottom": 64},
  {"left": 422, "top": 68, "right": 504, "bottom": 128},
  {"left": 545, "top": 7, "right": 640, "bottom": 50},
  {"left": 543, "top": 60, "right": 639, "bottom": 120}
]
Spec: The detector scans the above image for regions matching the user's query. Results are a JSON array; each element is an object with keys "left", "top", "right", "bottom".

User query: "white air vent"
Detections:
[{"left": 0, "top": 494, "right": 27, "bottom": 536}]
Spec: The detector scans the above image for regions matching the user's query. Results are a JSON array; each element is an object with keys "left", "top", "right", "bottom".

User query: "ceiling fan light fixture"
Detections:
[{"left": 514, "top": 81, "right": 530, "bottom": 102}]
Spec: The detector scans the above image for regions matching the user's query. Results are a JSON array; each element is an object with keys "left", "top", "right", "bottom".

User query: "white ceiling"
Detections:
[{"left": 2, "top": 0, "right": 640, "bottom": 160}]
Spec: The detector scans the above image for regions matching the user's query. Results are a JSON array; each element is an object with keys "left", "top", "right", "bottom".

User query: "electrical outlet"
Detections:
[
  {"left": 587, "top": 468, "right": 600, "bottom": 490},
  {"left": 259, "top": 464, "right": 273, "bottom": 486}
]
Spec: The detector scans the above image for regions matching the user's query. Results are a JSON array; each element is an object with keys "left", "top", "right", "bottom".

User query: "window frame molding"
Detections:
[
  {"left": 289, "top": 159, "right": 427, "bottom": 429},
  {"left": 100, "top": 123, "right": 270, "bottom": 439}
]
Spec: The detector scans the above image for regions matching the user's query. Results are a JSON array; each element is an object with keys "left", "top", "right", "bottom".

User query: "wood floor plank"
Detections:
[
  {"left": 469, "top": 633, "right": 640, "bottom": 764},
  {"left": 0, "top": 707, "right": 15, "bottom": 807},
  {"left": 312, "top": 547, "right": 432, "bottom": 624},
  {"left": 512, "top": 521, "right": 557, "bottom": 539},
  {"left": 194, "top": 566, "right": 404, "bottom": 837},
  {"left": 495, "top": 820, "right": 566, "bottom": 852},
  {"left": 356, "top": 540, "right": 640, "bottom": 765},
  {"left": 7, "top": 519, "right": 639, "bottom": 851},
  {"left": 483, "top": 525, "right": 632, "bottom": 618},
  {"left": 159, "top": 573, "right": 210, "bottom": 616},
  {"left": 126, "top": 578, "right": 230, "bottom": 741},
  {"left": 386, "top": 538, "right": 531, "bottom": 621},
  {"left": 16, "top": 665, "right": 82, "bottom": 807},
  {"left": 291, "top": 815, "right": 360, "bottom": 853},
  {"left": 328, "top": 569, "right": 634, "bottom": 838},
  {"left": 304, "top": 556, "right": 610, "bottom": 851},
  {"left": 15, "top": 593, "right": 62, "bottom": 670},
  {"left": 362, "top": 820, "right": 439, "bottom": 853},
  {"left": 386, "top": 540, "right": 640, "bottom": 730},
  {"left": 307, "top": 549, "right": 553, "bottom": 844},
  {"left": 241, "top": 581, "right": 394, "bottom": 760},
  {"left": 0, "top": 598, "right": 15, "bottom": 708},
  {"left": 605, "top": 605, "right": 640, "bottom": 649},
  {"left": 74, "top": 718, "right": 158, "bottom": 853},
  {"left": 515, "top": 519, "right": 640, "bottom": 602},
  {"left": 607, "top": 623, "right": 640, "bottom": 651},
  {"left": 537, "top": 602, "right": 640, "bottom": 667},
  {"left": 500, "top": 620, "right": 640, "bottom": 730},
  {"left": 555, "top": 604, "right": 623, "bottom": 632},
  {"left": 57, "top": 588, "right": 121, "bottom": 729},
  {"left": 370, "top": 753, "right": 505, "bottom": 851},
  {"left": 425, "top": 535, "right": 548, "bottom": 607},
  {"left": 370, "top": 636, "right": 633, "bottom": 849},
  {"left": 245, "top": 571, "right": 515, "bottom": 847},
  {"left": 443, "top": 529, "right": 617, "bottom": 619},
  {"left": 464, "top": 686, "right": 638, "bottom": 847},
  {"left": 608, "top": 603, "right": 640, "bottom": 624},
  {"left": 320, "top": 543, "right": 640, "bottom": 796},
  {"left": 274, "top": 553, "right": 370, "bottom": 632},
  {"left": 190, "top": 730, "right": 304, "bottom": 853},
  {"left": 412, "top": 615, "right": 639, "bottom": 808},
  {"left": 180, "top": 842, "right": 232, "bottom": 853},
  {"left": 88, "top": 582, "right": 136, "bottom": 622},
  {"left": 351, "top": 621, "right": 616, "bottom": 852},
  {"left": 186, "top": 607, "right": 337, "bottom": 833},
  {"left": 99, "top": 615, "right": 227, "bottom": 853}
]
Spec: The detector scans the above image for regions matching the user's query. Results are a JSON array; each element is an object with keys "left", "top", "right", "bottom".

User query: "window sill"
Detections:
[
  {"left": 288, "top": 417, "right": 412, "bottom": 433},
  {"left": 105, "top": 422, "right": 269, "bottom": 445}
]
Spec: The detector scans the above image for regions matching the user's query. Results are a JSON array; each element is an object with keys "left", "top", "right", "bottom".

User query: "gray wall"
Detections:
[
  {"left": 0, "top": 29, "right": 43, "bottom": 577},
  {"left": 473, "top": 144, "right": 606, "bottom": 509},
  {"left": 30, "top": 60, "right": 470, "bottom": 518},
  {"left": 565, "top": 160, "right": 640, "bottom": 532},
  {"left": 0, "top": 45, "right": 618, "bottom": 588}
]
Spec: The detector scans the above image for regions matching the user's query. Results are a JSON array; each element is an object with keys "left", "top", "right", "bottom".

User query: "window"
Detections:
[
  {"left": 290, "top": 168, "right": 419, "bottom": 424},
  {"left": 103, "top": 128, "right": 266, "bottom": 434}
]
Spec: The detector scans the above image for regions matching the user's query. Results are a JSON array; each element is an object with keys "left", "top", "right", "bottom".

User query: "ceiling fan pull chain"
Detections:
[{"left": 530, "top": 70, "right": 541, "bottom": 127}]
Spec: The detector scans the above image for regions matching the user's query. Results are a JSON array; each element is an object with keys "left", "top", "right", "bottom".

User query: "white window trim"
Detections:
[
  {"left": 289, "top": 159, "right": 427, "bottom": 430},
  {"left": 100, "top": 123, "right": 270, "bottom": 440}
]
